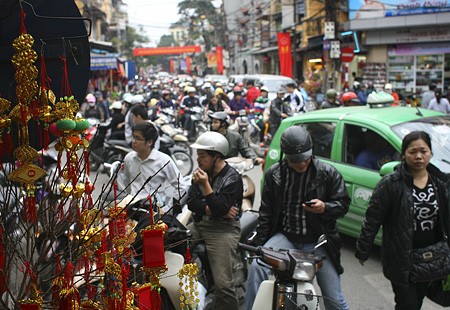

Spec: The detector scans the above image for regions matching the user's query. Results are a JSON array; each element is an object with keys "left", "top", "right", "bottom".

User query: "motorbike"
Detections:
[
  {"left": 229, "top": 109, "right": 252, "bottom": 144},
  {"left": 155, "top": 108, "right": 192, "bottom": 155},
  {"left": 187, "top": 106, "right": 208, "bottom": 141},
  {"left": 240, "top": 235, "right": 338, "bottom": 310},
  {"left": 87, "top": 118, "right": 129, "bottom": 172}
]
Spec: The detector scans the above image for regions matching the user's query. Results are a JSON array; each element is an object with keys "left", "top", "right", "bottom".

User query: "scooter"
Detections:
[
  {"left": 155, "top": 109, "right": 192, "bottom": 155},
  {"left": 187, "top": 106, "right": 208, "bottom": 141},
  {"left": 240, "top": 235, "right": 336, "bottom": 310},
  {"left": 229, "top": 109, "right": 252, "bottom": 144}
]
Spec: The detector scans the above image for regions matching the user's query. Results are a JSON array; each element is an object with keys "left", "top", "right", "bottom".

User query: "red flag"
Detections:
[
  {"left": 216, "top": 46, "right": 224, "bottom": 74},
  {"left": 277, "top": 32, "right": 293, "bottom": 77},
  {"left": 169, "top": 59, "right": 175, "bottom": 74},
  {"left": 186, "top": 57, "right": 191, "bottom": 75}
]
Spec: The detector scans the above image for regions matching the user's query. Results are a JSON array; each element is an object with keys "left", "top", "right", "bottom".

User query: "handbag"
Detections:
[
  {"left": 409, "top": 240, "right": 450, "bottom": 283},
  {"left": 427, "top": 275, "right": 450, "bottom": 307}
]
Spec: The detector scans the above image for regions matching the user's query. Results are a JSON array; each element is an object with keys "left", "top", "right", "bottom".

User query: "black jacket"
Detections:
[
  {"left": 355, "top": 162, "right": 450, "bottom": 287},
  {"left": 187, "top": 164, "right": 243, "bottom": 221},
  {"left": 224, "top": 130, "right": 257, "bottom": 160},
  {"left": 256, "top": 157, "right": 350, "bottom": 273}
]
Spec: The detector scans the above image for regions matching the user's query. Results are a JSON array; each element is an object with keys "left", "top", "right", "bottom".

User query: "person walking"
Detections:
[
  {"left": 428, "top": 88, "right": 450, "bottom": 113},
  {"left": 245, "top": 126, "right": 350, "bottom": 310},
  {"left": 268, "top": 89, "right": 290, "bottom": 138},
  {"left": 356, "top": 130, "right": 450, "bottom": 310},
  {"left": 187, "top": 132, "right": 243, "bottom": 310}
]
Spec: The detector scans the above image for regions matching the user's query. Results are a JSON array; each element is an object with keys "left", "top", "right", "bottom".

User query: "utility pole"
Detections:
[{"left": 324, "top": 0, "right": 338, "bottom": 90}]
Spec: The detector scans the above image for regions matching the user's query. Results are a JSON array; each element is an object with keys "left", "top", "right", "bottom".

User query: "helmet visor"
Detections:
[{"left": 285, "top": 149, "right": 313, "bottom": 163}]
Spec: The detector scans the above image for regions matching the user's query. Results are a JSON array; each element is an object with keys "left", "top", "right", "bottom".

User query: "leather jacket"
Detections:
[
  {"left": 224, "top": 130, "right": 257, "bottom": 160},
  {"left": 356, "top": 162, "right": 450, "bottom": 287},
  {"left": 256, "top": 157, "right": 350, "bottom": 273},
  {"left": 187, "top": 164, "right": 243, "bottom": 222}
]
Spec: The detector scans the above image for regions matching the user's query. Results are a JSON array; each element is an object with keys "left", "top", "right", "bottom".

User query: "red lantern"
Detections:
[
  {"left": 142, "top": 228, "right": 165, "bottom": 268},
  {"left": 134, "top": 284, "right": 152, "bottom": 310}
]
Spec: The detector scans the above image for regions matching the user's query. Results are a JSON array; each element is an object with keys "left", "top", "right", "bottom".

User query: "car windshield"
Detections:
[
  {"left": 391, "top": 116, "right": 450, "bottom": 173},
  {"left": 260, "top": 78, "right": 294, "bottom": 92}
]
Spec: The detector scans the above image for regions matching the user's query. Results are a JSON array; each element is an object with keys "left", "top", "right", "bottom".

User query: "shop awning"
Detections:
[
  {"left": 251, "top": 46, "right": 279, "bottom": 55},
  {"left": 89, "top": 40, "right": 117, "bottom": 54}
]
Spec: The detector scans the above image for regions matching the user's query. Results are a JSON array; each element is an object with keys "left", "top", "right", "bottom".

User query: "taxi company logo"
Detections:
[
  {"left": 269, "top": 149, "right": 279, "bottom": 160},
  {"left": 353, "top": 187, "right": 372, "bottom": 207}
]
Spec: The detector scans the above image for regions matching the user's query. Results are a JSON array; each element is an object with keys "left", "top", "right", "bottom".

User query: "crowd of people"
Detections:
[{"left": 80, "top": 74, "right": 449, "bottom": 310}]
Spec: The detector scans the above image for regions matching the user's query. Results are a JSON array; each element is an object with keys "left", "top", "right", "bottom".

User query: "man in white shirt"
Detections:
[
  {"left": 286, "top": 83, "right": 306, "bottom": 113},
  {"left": 118, "top": 122, "right": 188, "bottom": 210}
]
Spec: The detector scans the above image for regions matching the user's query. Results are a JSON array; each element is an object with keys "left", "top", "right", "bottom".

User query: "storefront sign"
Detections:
[
  {"left": 90, "top": 56, "right": 118, "bottom": 71},
  {"left": 349, "top": 0, "right": 450, "bottom": 20},
  {"left": 367, "top": 28, "right": 450, "bottom": 45},
  {"left": 388, "top": 42, "right": 450, "bottom": 56},
  {"left": 133, "top": 45, "right": 202, "bottom": 56}
]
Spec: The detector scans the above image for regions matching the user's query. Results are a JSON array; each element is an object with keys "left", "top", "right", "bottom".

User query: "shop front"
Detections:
[
  {"left": 366, "top": 28, "right": 450, "bottom": 93},
  {"left": 346, "top": 0, "right": 450, "bottom": 95}
]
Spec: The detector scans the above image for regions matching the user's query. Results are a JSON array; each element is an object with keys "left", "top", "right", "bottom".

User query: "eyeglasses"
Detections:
[{"left": 132, "top": 135, "right": 145, "bottom": 142}]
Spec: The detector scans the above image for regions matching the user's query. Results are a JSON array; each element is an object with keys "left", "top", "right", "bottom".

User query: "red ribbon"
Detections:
[{"left": 59, "top": 56, "right": 72, "bottom": 97}]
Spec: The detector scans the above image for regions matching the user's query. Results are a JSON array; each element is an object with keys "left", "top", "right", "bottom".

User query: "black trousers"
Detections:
[{"left": 391, "top": 281, "right": 430, "bottom": 310}]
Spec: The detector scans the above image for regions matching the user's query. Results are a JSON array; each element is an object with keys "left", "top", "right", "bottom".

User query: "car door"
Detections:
[{"left": 331, "top": 122, "right": 400, "bottom": 245}]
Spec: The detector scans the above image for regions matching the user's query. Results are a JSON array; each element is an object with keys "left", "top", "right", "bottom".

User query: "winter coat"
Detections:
[
  {"left": 355, "top": 162, "right": 450, "bottom": 287},
  {"left": 256, "top": 157, "right": 350, "bottom": 273}
]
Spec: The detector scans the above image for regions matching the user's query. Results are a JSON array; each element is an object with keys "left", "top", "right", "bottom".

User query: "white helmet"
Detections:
[
  {"left": 191, "top": 132, "right": 229, "bottom": 157},
  {"left": 110, "top": 101, "right": 122, "bottom": 110},
  {"left": 131, "top": 94, "right": 145, "bottom": 105}
]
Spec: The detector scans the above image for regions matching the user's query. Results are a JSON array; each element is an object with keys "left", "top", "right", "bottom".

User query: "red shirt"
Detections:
[{"left": 246, "top": 87, "right": 261, "bottom": 105}]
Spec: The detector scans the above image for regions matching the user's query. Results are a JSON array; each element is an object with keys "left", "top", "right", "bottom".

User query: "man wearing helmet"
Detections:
[
  {"left": 320, "top": 89, "right": 340, "bottom": 109},
  {"left": 246, "top": 126, "right": 350, "bottom": 310},
  {"left": 187, "top": 132, "right": 243, "bottom": 310},
  {"left": 209, "top": 111, "right": 264, "bottom": 165},
  {"left": 180, "top": 86, "right": 201, "bottom": 139},
  {"left": 341, "top": 91, "right": 360, "bottom": 107},
  {"left": 228, "top": 87, "right": 253, "bottom": 120},
  {"left": 157, "top": 90, "right": 175, "bottom": 109}
]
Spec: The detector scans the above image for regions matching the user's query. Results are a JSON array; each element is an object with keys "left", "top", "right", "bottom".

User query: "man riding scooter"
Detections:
[{"left": 209, "top": 111, "right": 264, "bottom": 165}]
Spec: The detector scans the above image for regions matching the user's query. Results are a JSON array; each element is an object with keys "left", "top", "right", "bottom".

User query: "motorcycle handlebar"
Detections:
[{"left": 238, "top": 242, "right": 260, "bottom": 254}]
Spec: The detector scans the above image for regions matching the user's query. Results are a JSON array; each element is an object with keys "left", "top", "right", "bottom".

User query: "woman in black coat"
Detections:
[{"left": 356, "top": 131, "right": 450, "bottom": 310}]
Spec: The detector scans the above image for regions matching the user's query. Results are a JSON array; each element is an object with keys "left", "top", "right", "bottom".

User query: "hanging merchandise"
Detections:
[
  {"left": 7, "top": 9, "right": 46, "bottom": 223},
  {"left": 139, "top": 195, "right": 168, "bottom": 310}
]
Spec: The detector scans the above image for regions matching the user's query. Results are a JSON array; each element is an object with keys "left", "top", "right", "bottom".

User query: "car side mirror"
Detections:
[{"left": 379, "top": 161, "right": 401, "bottom": 176}]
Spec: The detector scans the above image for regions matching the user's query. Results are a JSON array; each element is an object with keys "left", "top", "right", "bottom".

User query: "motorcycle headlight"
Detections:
[{"left": 292, "top": 261, "right": 317, "bottom": 281}]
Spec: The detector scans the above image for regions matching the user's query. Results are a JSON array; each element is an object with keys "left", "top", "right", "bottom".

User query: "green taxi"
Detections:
[{"left": 264, "top": 106, "right": 450, "bottom": 245}]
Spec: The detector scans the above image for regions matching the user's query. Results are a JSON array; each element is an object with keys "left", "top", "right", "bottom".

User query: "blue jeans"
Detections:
[{"left": 245, "top": 232, "right": 349, "bottom": 310}]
